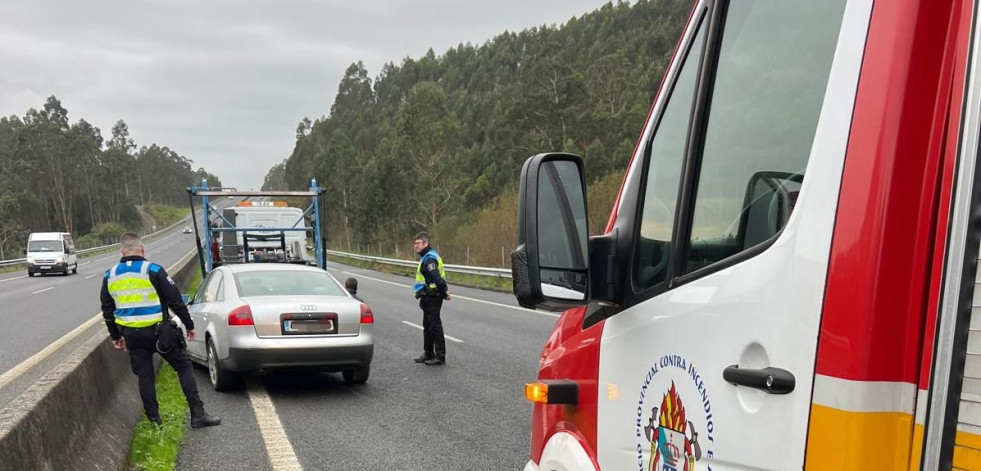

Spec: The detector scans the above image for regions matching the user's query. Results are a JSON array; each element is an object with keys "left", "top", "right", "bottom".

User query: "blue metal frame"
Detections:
[{"left": 187, "top": 179, "right": 326, "bottom": 275}]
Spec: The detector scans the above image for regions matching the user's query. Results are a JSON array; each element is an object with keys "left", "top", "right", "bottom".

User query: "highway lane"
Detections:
[
  {"left": 177, "top": 261, "right": 558, "bottom": 471},
  {"left": 0, "top": 223, "right": 202, "bottom": 408}
]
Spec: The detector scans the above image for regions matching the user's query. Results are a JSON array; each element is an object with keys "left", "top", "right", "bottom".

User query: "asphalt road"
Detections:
[
  {"left": 176, "top": 261, "right": 559, "bottom": 471},
  {"left": 0, "top": 213, "right": 558, "bottom": 470},
  {"left": 0, "top": 222, "right": 202, "bottom": 408}
]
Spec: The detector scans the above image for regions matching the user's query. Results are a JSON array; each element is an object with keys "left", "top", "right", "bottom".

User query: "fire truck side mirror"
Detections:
[{"left": 512, "top": 153, "right": 590, "bottom": 311}]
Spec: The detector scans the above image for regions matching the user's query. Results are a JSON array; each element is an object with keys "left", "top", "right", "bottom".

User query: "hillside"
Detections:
[{"left": 270, "top": 0, "right": 695, "bottom": 263}]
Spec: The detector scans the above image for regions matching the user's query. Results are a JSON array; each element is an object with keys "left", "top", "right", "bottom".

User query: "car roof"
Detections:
[{"left": 219, "top": 263, "right": 328, "bottom": 274}]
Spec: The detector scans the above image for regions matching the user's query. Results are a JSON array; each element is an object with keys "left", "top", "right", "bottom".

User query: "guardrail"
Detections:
[
  {"left": 0, "top": 244, "right": 117, "bottom": 268},
  {"left": 0, "top": 248, "right": 199, "bottom": 470},
  {"left": 326, "top": 250, "right": 512, "bottom": 279},
  {"left": 0, "top": 214, "right": 197, "bottom": 269}
]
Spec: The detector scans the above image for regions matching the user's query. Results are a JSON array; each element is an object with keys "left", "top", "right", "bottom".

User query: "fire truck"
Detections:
[{"left": 511, "top": 0, "right": 981, "bottom": 469}]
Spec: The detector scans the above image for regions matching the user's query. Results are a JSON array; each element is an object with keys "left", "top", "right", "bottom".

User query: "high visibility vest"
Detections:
[
  {"left": 414, "top": 249, "right": 446, "bottom": 296},
  {"left": 106, "top": 260, "right": 163, "bottom": 328}
]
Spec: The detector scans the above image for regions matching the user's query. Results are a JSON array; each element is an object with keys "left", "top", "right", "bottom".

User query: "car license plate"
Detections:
[
  {"left": 40, "top": 266, "right": 51, "bottom": 269},
  {"left": 281, "top": 313, "right": 337, "bottom": 335}
]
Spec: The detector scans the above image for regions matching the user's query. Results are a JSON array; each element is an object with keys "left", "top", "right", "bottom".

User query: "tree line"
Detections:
[
  {"left": 269, "top": 0, "right": 694, "bottom": 266},
  {"left": 0, "top": 96, "right": 220, "bottom": 258}
]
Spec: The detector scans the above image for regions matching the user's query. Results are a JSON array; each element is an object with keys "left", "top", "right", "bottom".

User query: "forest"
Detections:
[
  {"left": 0, "top": 0, "right": 694, "bottom": 265},
  {"left": 268, "top": 0, "right": 694, "bottom": 266},
  {"left": 0, "top": 96, "right": 221, "bottom": 259}
]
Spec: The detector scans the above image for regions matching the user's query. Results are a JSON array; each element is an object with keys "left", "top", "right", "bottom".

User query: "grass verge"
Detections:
[
  {"left": 126, "top": 366, "right": 187, "bottom": 471},
  {"left": 326, "top": 253, "right": 513, "bottom": 293},
  {"left": 127, "top": 268, "right": 203, "bottom": 471}
]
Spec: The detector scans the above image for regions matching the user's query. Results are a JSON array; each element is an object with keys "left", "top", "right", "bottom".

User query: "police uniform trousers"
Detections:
[
  {"left": 121, "top": 325, "right": 203, "bottom": 420},
  {"left": 420, "top": 296, "right": 446, "bottom": 360}
]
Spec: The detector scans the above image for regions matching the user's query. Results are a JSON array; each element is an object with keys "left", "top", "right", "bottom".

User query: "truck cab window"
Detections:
[
  {"left": 684, "top": 0, "right": 846, "bottom": 274},
  {"left": 632, "top": 18, "right": 705, "bottom": 291}
]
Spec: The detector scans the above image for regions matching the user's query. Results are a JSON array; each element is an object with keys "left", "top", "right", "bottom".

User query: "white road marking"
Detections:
[
  {"left": 247, "top": 379, "right": 303, "bottom": 471},
  {"left": 32, "top": 287, "right": 53, "bottom": 294},
  {"left": 0, "top": 275, "right": 27, "bottom": 283},
  {"left": 0, "top": 314, "right": 102, "bottom": 389},
  {"left": 0, "top": 249, "right": 197, "bottom": 391},
  {"left": 84, "top": 274, "right": 97, "bottom": 279},
  {"left": 401, "top": 321, "right": 464, "bottom": 343},
  {"left": 347, "top": 272, "right": 560, "bottom": 318}
]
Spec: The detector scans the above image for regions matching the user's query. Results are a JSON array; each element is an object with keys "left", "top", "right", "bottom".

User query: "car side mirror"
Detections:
[
  {"left": 512, "top": 153, "right": 590, "bottom": 311},
  {"left": 22, "top": 248, "right": 27, "bottom": 255}
]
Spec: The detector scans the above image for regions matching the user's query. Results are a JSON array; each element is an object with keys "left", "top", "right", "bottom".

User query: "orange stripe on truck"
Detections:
[{"left": 805, "top": 404, "right": 913, "bottom": 470}]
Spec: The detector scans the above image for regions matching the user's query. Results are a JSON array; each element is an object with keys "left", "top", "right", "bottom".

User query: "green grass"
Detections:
[
  {"left": 128, "top": 268, "right": 202, "bottom": 471},
  {"left": 126, "top": 365, "right": 187, "bottom": 471},
  {"left": 144, "top": 205, "right": 191, "bottom": 230},
  {"left": 327, "top": 253, "right": 513, "bottom": 293}
]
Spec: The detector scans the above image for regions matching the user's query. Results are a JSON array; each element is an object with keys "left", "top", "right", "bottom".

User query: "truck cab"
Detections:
[
  {"left": 513, "top": 0, "right": 981, "bottom": 469},
  {"left": 218, "top": 201, "right": 313, "bottom": 265},
  {"left": 25, "top": 232, "right": 77, "bottom": 277}
]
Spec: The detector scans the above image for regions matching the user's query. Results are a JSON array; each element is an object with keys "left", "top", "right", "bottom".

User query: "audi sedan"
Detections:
[{"left": 184, "top": 263, "right": 374, "bottom": 391}]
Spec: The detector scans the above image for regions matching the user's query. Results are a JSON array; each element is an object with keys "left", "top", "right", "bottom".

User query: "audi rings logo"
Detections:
[{"left": 300, "top": 304, "right": 317, "bottom": 311}]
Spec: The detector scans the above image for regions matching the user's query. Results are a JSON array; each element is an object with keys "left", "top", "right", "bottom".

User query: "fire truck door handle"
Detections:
[{"left": 723, "top": 365, "right": 795, "bottom": 395}]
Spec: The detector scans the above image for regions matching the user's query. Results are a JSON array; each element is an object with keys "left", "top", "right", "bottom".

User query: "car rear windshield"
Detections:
[{"left": 234, "top": 271, "right": 346, "bottom": 297}]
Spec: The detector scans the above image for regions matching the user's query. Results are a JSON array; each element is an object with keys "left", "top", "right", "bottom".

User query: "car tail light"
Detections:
[
  {"left": 228, "top": 304, "right": 254, "bottom": 326},
  {"left": 360, "top": 303, "right": 374, "bottom": 324}
]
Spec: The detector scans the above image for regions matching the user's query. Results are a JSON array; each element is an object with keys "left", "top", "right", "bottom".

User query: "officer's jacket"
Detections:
[
  {"left": 100, "top": 255, "right": 194, "bottom": 340},
  {"left": 414, "top": 246, "right": 447, "bottom": 297}
]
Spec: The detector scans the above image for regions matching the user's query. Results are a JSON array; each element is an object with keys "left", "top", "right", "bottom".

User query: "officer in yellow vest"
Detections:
[
  {"left": 412, "top": 231, "right": 451, "bottom": 365},
  {"left": 100, "top": 232, "right": 220, "bottom": 428}
]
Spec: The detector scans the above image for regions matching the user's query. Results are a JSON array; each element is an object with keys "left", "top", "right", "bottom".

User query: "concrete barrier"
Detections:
[{"left": 0, "top": 249, "right": 199, "bottom": 471}]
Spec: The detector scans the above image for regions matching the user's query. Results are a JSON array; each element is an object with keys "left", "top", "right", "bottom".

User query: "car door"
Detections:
[
  {"left": 186, "top": 270, "right": 225, "bottom": 360},
  {"left": 594, "top": 0, "right": 869, "bottom": 469}
]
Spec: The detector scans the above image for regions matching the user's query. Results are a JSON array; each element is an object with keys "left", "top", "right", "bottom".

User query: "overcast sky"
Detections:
[{"left": 0, "top": 0, "right": 615, "bottom": 190}]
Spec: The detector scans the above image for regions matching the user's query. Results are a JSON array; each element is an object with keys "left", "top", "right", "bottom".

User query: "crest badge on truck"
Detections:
[{"left": 635, "top": 355, "right": 715, "bottom": 471}]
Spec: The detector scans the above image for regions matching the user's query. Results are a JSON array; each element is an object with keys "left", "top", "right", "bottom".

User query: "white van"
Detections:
[{"left": 24, "top": 232, "right": 77, "bottom": 276}]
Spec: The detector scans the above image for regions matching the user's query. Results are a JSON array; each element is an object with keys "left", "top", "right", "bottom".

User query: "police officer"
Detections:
[
  {"left": 100, "top": 232, "right": 220, "bottom": 428},
  {"left": 412, "top": 232, "right": 450, "bottom": 366}
]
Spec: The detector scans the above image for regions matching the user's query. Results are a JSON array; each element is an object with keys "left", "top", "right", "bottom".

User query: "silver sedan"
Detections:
[{"left": 185, "top": 263, "right": 374, "bottom": 391}]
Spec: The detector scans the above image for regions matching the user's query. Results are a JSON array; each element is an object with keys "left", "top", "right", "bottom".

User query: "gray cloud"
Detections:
[{"left": 0, "top": 0, "right": 614, "bottom": 190}]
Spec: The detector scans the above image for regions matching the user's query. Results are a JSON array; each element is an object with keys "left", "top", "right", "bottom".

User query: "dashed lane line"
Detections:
[
  {"left": 401, "top": 321, "right": 464, "bottom": 343},
  {"left": 247, "top": 379, "right": 303, "bottom": 471},
  {"left": 0, "top": 249, "right": 196, "bottom": 391},
  {"left": 335, "top": 270, "right": 560, "bottom": 318},
  {"left": 32, "top": 287, "right": 53, "bottom": 294}
]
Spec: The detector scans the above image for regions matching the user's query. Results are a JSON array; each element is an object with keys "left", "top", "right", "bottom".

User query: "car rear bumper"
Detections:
[{"left": 223, "top": 330, "right": 374, "bottom": 372}]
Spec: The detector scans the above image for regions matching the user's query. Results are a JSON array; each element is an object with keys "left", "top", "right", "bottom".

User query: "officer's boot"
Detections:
[{"left": 190, "top": 405, "right": 221, "bottom": 428}]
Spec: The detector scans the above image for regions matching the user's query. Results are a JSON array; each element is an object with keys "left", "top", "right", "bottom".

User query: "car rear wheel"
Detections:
[
  {"left": 71, "top": 264, "right": 77, "bottom": 274},
  {"left": 342, "top": 366, "right": 369, "bottom": 384},
  {"left": 207, "top": 338, "right": 239, "bottom": 391}
]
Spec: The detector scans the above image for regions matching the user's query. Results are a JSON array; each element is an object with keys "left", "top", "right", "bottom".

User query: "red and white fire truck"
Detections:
[{"left": 512, "top": 0, "right": 981, "bottom": 469}]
